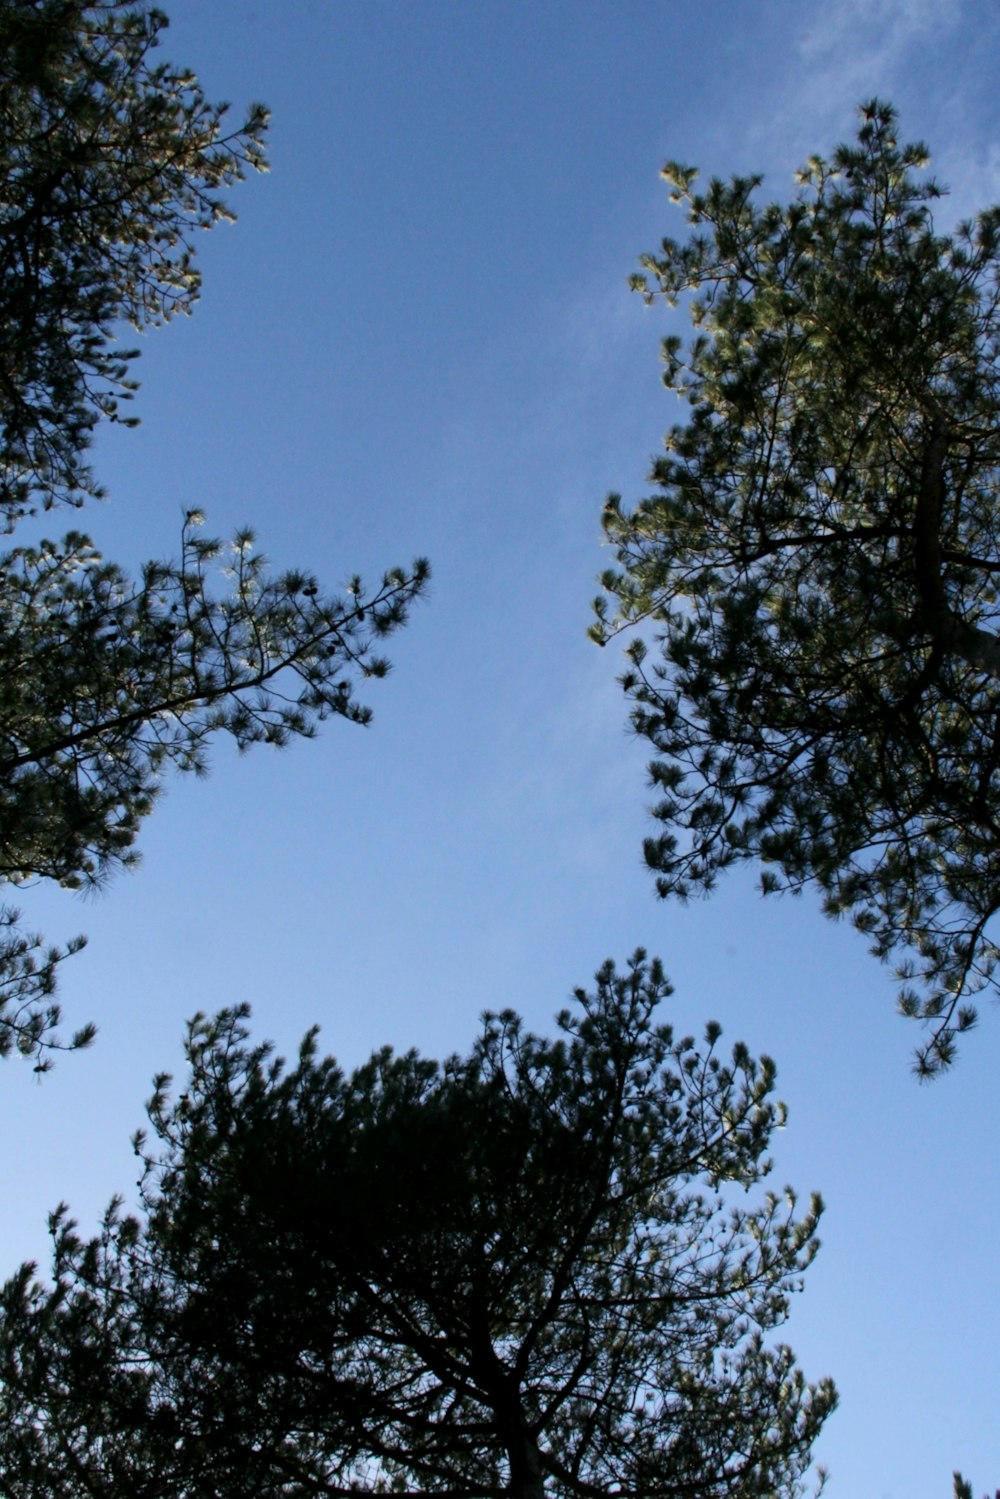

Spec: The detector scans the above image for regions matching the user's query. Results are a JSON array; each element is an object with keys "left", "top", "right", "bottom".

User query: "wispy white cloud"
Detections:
[
  {"left": 797, "top": 0, "right": 961, "bottom": 66},
  {"left": 746, "top": 0, "right": 966, "bottom": 167},
  {"left": 712, "top": 0, "right": 996, "bottom": 246}
]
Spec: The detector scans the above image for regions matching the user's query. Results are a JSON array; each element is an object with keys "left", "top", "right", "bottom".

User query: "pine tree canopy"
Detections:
[
  {"left": 592, "top": 101, "right": 1000, "bottom": 1074},
  {"left": 0, "top": 953, "right": 835, "bottom": 1497},
  {"left": 953, "top": 1476, "right": 1000, "bottom": 1499},
  {"left": 0, "top": 0, "right": 266, "bottom": 521},
  {"left": 0, "top": 0, "right": 428, "bottom": 1065}
]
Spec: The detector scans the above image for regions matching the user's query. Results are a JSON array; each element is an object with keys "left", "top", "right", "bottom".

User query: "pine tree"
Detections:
[
  {"left": 0, "top": 0, "right": 427, "bottom": 1064},
  {"left": 594, "top": 102, "right": 1000, "bottom": 1072},
  {"left": 954, "top": 1475, "right": 999, "bottom": 1499},
  {"left": 0, "top": 954, "right": 834, "bottom": 1496}
]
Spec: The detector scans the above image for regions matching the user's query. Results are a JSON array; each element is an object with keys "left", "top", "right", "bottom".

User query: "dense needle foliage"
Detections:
[
  {"left": 0, "top": 955, "right": 834, "bottom": 1496},
  {"left": 0, "top": 0, "right": 266, "bottom": 520},
  {"left": 594, "top": 102, "right": 1000, "bottom": 1071},
  {"left": 0, "top": 0, "right": 427, "bottom": 1063}
]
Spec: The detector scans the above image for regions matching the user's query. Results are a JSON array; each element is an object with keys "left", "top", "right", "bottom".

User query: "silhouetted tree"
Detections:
[
  {"left": 0, "top": 0, "right": 266, "bottom": 520},
  {"left": 954, "top": 1475, "right": 999, "bottom": 1499},
  {"left": 593, "top": 102, "right": 1000, "bottom": 1073},
  {"left": 0, "top": 0, "right": 427, "bottom": 1063},
  {"left": 0, "top": 953, "right": 834, "bottom": 1496}
]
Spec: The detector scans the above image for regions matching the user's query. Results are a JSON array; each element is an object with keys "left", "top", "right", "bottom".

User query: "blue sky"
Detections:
[{"left": 2, "top": 2, "right": 999, "bottom": 1494}]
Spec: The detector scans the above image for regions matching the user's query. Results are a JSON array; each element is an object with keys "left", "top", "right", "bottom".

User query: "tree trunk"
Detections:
[
  {"left": 501, "top": 1409, "right": 547, "bottom": 1499},
  {"left": 912, "top": 417, "right": 1000, "bottom": 679},
  {"left": 470, "top": 1326, "right": 547, "bottom": 1499}
]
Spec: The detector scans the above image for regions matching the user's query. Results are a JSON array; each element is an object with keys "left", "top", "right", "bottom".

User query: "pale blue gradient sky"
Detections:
[{"left": 1, "top": 3, "right": 998, "bottom": 1495}]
